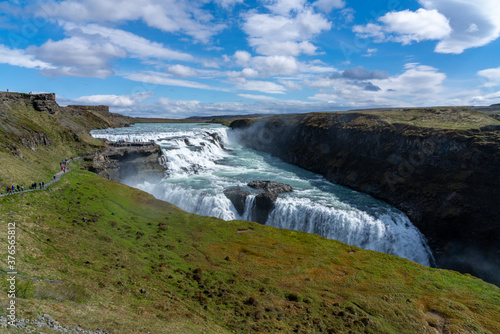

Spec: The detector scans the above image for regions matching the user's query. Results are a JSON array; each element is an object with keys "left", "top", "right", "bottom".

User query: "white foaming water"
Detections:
[{"left": 92, "top": 123, "right": 434, "bottom": 266}]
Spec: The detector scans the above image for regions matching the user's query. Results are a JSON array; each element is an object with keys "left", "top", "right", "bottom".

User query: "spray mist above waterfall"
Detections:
[{"left": 91, "top": 123, "right": 435, "bottom": 266}]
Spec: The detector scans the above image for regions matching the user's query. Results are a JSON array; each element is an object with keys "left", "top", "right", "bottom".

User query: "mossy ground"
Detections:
[
  {"left": 372, "top": 107, "right": 500, "bottom": 129},
  {"left": 307, "top": 107, "right": 500, "bottom": 130},
  {"left": 0, "top": 165, "right": 499, "bottom": 333}
]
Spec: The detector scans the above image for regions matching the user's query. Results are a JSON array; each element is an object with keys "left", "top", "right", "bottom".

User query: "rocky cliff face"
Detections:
[
  {"left": 85, "top": 143, "right": 165, "bottom": 184},
  {"left": 1, "top": 92, "right": 60, "bottom": 114},
  {"left": 0, "top": 92, "right": 134, "bottom": 154},
  {"left": 231, "top": 111, "right": 500, "bottom": 285}
]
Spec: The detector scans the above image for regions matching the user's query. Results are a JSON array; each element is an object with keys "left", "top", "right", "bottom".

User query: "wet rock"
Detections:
[
  {"left": 249, "top": 181, "right": 293, "bottom": 224},
  {"left": 223, "top": 187, "right": 250, "bottom": 216},
  {"left": 224, "top": 181, "right": 293, "bottom": 224},
  {"left": 253, "top": 192, "right": 278, "bottom": 224},
  {"left": 248, "top": 180, "right": 293, "bottom": 193}
]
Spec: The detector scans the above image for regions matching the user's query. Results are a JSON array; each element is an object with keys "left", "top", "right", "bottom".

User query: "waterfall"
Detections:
[
  {"left": 91, "top": 123, "right": 434, "bottom": 266},
  {"left": 266, "top": 197, "right": 432, "bottom": 266}
]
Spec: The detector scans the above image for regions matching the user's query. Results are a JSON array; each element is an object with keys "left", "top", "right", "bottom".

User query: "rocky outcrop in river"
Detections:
[
  {"left": 224, "top": 181, "right": 293, "bottom": 224},
  {"left": 231, "top": 110, "right": 500, "bottom": 285}
]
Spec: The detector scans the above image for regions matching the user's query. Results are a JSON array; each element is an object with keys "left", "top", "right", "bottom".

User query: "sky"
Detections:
[{"left": 0, "top": 0, "right": 499, "bottom": 118}]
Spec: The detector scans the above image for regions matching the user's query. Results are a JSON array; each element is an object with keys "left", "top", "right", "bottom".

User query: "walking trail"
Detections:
[{"left": 0, "top": 157, "right": 80, "bottom": 198}]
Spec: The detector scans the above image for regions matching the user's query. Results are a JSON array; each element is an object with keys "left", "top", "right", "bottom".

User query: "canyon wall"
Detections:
[{"left": 231, "top": 111, "right": 500, "bottom": 285}]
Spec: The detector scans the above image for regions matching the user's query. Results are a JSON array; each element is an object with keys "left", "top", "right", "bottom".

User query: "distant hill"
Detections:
[{"left": 134, "top": 113, "right": 274, "bottom": 124}]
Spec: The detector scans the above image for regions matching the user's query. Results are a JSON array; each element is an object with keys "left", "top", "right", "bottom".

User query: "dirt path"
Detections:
[{"left": 0, "top": 157, "right": 80, "bottom": 198}]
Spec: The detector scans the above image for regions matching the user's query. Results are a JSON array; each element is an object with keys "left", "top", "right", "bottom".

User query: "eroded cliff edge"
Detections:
[
  {"left": 231, "top": 108, "right": 500, "bottom": 285},
  {"left": 83, "top": 141, "right": 165, "bottom": 184}
]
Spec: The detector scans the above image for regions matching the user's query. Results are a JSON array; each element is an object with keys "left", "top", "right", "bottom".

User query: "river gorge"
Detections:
[{"left": 91, "top": 123, "right": 434, "bottom": 267}]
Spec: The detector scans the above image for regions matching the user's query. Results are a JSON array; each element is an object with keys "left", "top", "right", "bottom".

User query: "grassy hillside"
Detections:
[
  {"left": 0, "top": 93, "right": 130, "bottom": 188},
  {"left": 1, "top": 168, "right": 499, "bottom": 333}
]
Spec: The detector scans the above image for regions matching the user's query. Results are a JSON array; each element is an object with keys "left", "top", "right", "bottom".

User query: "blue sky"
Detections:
[{"left": 0, "top": 0, "right": 499, "bottom": 118}]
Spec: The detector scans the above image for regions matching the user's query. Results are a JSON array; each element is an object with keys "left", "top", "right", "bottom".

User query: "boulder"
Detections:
[
  {"left": 223, "top": 187, "right": 250, "bottom": 216},
  {"left": 224, "top": 181, "right": 293, "bottom": 224},
  {"left": 248, "top": 180, "right": 293, "bottom": 193},
  {"left": 249, "top": 181, "right": 292, "bottom": 224}
]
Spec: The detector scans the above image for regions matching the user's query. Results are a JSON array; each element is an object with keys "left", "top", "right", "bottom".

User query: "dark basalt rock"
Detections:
[
  {"left": 33, "top": 93, "right": 60, "bottom": 115},
  {"left": 248, "top": 180, "right": 293, "bottom": 193},
  {"left": 253, "top": 192, "right": 278, "bottom": 224},
  {"left": 224, "top": 181, "right": 293, "bottom": 224},
  {"left": 223, "top": 187, "right": 250, "bottom": 216},
  {"left": 250, "top": 181, "right": 292, "bottom": 224}
]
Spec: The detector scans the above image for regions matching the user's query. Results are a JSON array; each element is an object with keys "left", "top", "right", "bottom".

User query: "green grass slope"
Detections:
[
  {"left": 0, "top": 95, "right": 125, "bottom": 188},
  {"left": 1, "top": 168, "right": 499, "bottom": 333}
]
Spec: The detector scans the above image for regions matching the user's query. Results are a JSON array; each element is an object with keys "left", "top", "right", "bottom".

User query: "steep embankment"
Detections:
[
  {"left": 231, "top": 108, "right": 500, "bottom": 286},
  {"left": 0, "top": 92, "right": 133, "bottom": 186},
  {"left": 1, "top": 169, "right": 500, "bottom": 333}
]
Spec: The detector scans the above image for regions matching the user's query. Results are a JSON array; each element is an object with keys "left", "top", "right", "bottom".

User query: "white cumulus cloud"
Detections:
[
  {"left": 243, "top": 2, "right": 332, "bottom": 56},
  {"left": 0, "top": 45, "right": 54, "bottom": 70},
  {"left": 63, "top": 23, "right": 194, "bottom": 61},
  {"left": 166, "top": 64, "right": 199, "bottom": 78},
  {"left": 428, "top": 0, "right": 500, "bottom": 54},
  {"left": 478, "top": 66, "right": 500, "bottom": 87},
  {"left": 313, "top": 0, "right": 345, "bottom": 13},
  {"left": 353, "top": 0, "right": 500, "bottom": 54},
  {"left": 307, "top": 63, "right": 447, "bottom": 107},
  {"left": 30, "top": 36, "right": 126, "bottom": 78},
  {"left": 37, "top": 0, "right": 227, "bottom": 43},
  {"left": 237, "top": 80, "right": 287, "bottom": 94},
  {"left": 353, "top": 9, "right": 452, "bottom": 45},
  {"left": 70, "top": 91, "right": 154, "bottom": 107}
]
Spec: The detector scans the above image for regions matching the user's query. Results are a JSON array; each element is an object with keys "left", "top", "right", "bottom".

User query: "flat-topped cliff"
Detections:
[{"left": 231, "top": 108, "right": 500, "bottom": 285}]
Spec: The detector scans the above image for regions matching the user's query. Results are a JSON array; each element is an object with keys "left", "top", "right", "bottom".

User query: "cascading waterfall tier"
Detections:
[{"left": 91, "top": 123, "right": 435, "bottom": 266}]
